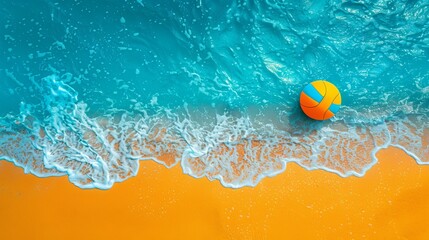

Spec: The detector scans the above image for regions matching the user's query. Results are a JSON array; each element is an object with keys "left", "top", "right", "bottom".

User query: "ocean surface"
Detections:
[{"left": 0, "top": 0, "right": 428, "bottom": 189}]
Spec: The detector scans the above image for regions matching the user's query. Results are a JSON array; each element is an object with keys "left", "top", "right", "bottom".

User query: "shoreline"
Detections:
[
  {"left": 1, "top": 105, "right": 427, "bottom": 189},
  {"left": 1, "top": 142, "right": 427, "bottom": 190}
]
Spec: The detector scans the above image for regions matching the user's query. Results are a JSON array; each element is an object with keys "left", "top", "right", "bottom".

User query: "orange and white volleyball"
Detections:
[{"left": 299, "top": 80, "right": 342, "bottom": 120}]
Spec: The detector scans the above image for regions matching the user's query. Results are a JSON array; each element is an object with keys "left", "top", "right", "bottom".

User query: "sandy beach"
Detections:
[{"left": 0, "top": 146, "right": 428, "bottom": 239}]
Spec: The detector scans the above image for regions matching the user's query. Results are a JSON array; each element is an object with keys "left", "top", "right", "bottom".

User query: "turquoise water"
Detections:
[{"left": 0, "top": 0, "right": 428, "bottom": 188}]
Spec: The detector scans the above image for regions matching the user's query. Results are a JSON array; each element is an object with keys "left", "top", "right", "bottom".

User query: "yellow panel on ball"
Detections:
[{"left": 299, "top": 80, "right": 341, "bottom": 120}]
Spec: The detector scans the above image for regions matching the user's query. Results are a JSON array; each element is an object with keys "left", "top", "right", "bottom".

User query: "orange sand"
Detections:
[{"left": 0, "top": 147, "right": 428, "bottom": 239}]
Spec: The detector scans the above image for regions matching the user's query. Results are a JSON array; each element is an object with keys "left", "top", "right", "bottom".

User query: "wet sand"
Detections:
[{"left": 0, "top": 146, "right": 428, "bottom": 239}]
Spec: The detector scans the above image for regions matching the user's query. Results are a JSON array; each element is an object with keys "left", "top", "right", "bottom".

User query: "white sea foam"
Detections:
[{"left": 0, "top": 76, "right": 427, "bottom": 189}]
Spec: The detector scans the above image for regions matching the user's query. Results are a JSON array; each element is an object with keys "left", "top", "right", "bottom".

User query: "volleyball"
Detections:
[{"left": 300, "top": 80, "right": 341, "bottom": 120}]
